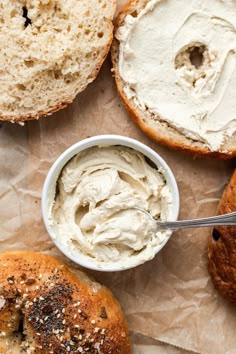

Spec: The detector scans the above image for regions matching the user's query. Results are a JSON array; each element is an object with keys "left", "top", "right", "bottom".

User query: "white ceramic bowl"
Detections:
[{"left": 42, "top": 135, "right": 179, "bottom": 272}]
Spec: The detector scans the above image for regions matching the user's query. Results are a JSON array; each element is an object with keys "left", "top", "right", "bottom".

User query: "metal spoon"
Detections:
[{"left": 139, "top": 210, "right": 236, "bottom": 231}]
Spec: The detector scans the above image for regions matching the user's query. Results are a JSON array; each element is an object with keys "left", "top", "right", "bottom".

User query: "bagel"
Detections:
[
  {"left": 111, "top": 0, "right": 236, "bottom": 158},
  {"left": 0, "top": 0, "right": 115, "bottom": 122},
  {"left": 0, "top": 251, "right": 131, "bottom": 353},
  {"left": 208, "top": 170, "right": 236, "bottom": 304}
]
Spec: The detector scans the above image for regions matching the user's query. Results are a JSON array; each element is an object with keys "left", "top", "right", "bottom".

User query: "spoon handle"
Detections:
[{"left": 157, "top": 211, "right": 236, "bottom": 231}]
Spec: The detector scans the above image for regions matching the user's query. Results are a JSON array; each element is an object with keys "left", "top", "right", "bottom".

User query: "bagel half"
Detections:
[
  {"left": 111, "top": 0, "right": 236, "bottom": 159},
  {"left": 0, "top": 251, "right": 131, "bottom": 353},
  {"left": 208, "top": 170, "right": 236, "bottom": 304},
  {"left": 0, "top": 0, "right": 115, "bottom": 122}
]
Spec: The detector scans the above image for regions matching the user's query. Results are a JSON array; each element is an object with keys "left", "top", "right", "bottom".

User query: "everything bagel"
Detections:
[{"left": 0, "top": 251, "right": 131, "bottom": 353}]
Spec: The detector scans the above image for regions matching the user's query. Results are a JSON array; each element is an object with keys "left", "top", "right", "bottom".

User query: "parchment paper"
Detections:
[{"left": 0, "top": 1, "right": 236, "bottom": 353}]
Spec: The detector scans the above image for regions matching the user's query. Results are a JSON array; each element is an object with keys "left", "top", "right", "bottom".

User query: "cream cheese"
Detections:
[
  {"left": 116, "top": 0, "right": 236, "bottom": 151},
  {"left": 49, "top": 146, "right": 173, "bottom": 268}
]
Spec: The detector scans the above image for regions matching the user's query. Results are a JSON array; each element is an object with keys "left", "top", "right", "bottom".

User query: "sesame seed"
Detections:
[
  {"left": 62, "top": 319, "right": 66, "bottom": 324},
  {"left": 73, "top": 314, "right": 77, "bottom": 319},
  {"left": 62, "top": 308, "right": 65, "bottom": 313},
  {"left": 39, "top": 274, "right": 42, "bottom": 279},
  {"left": 91, "top": 320, "right": 96, "bottom": 324},
  {"left": 78, "top": 309, "right": 81, "bottom": 313},
  {"left": 20, "top": 281, "right": 25, "bottom": 284},
  {"left": 57, "top": 314, "right": 61, "bottom": 318}
]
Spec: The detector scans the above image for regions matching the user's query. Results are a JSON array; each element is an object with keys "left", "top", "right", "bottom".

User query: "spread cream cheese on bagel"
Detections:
[
  {"left": 49, "top": 146, "right": 173, "bottom": 269},
  {"left": 115, "top": 0, "right": 236, "bottom": 152}
]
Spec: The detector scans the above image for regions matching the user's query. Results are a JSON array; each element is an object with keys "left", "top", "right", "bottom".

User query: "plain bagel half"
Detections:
[
  {"left": 0, "top": 0, "right": 115, "bottom": 122},
  {"left": 111, "top": 0, "right": 236, "bottom": 158},
  {"left": 0, "top": 251, "right": 131, "bottom": 353}
]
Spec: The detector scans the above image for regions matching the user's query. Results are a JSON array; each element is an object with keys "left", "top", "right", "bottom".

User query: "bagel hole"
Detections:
[
  {"left": 14, "top": 312, "right": 26, "bottom": 343},
  {"left": 22, "top": 7, "right": 32, "bottom": 28},
  {"left": 175, "top": 43, "right": 206, "bottom": 70},
  {"left": 212, "top": 228, "right": 221, "bottom": 241},
  {"left": 18, "top": 315, "right": 24, "bottom": 335},
  {"left": 189, "top": 45, "right": 205, "bottom": 69}
]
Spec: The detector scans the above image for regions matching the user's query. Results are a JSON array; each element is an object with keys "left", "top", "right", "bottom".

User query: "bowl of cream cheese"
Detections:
[{"left": 42, "top": 135, "right": 179, "bottom": 271}]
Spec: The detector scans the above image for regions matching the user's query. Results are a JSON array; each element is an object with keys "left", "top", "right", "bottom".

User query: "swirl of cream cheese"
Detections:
[
  {"left": 49, "top": 146, "right": 173, "bottom": 268},
  {"left": 116, "top": 0, "right": 236, "bottom": 151}
]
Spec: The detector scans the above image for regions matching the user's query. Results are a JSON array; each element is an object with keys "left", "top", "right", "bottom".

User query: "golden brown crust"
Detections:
[
  {"left": 111, "top": 0, "right": 236, "bottom": 159},
  {"left": 208, "top": 170, "right": 236, "bottom": 304},
  {"left": 0, "top": 251, "right": 131, "bottom": 353}
]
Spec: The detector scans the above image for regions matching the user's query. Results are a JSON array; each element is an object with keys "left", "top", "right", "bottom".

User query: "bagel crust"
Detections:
[
  {"left": 0, "top": 251, "right": 131, "bottom": 353},
  {"left": 208, "top": 170, "right": 236, "bottom": 304},
  {"left": 111, "top": 0, "right": 236, "bottom": 159}
]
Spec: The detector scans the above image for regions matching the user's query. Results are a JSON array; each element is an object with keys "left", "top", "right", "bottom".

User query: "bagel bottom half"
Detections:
[
  {"left": 0, "top": 251, "right": 131, "bottom": 353},
  {"left": 208, "top": 170, "right": 236, "bottom": 304}
]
